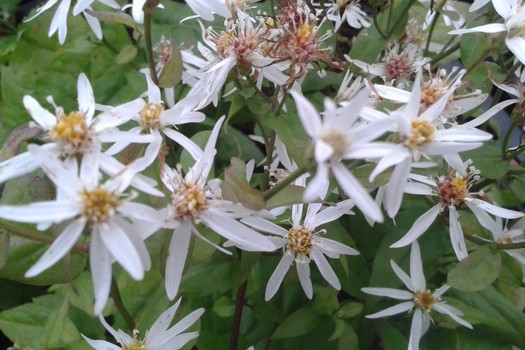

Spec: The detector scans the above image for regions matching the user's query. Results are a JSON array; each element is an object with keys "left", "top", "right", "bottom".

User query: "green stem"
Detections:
[
  {"left": 463, "top": 233, "right": 525, "bottom": 250},
  {"left": 0, "top": 221, "right": 89, "bottom": 254},
  {"left": 111, "top": 277, "right": 135, "bottom": 330},
  {"left": 229, "top": 279, "right": 247, "bottom": 350},
  {"left": 144, "top": 0, "right": 159, "bottom": 85},
  {"left": 424, "top": 2, "right": 444, "bottom": 57},
  {"left": 372, "top": 7, "right": 388, "bottom": 40},
  {"left": 263, "top": 165, "right": 309, "bottom": 201},
  {"left": 385, "top": 0, "right": 417, "bottom": 38},
  {"left": 501, "top": 121, "right": 517, "bottom": 160}
]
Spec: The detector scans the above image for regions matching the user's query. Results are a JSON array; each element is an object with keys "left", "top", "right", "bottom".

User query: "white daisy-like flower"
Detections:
[
  {"left": 364, "top": 70, "right": 492, "bottom": 219},
  {"left": 26, "top": 0, "right": 119, "bottom": 45},
  {"left": 362, "top": 241, "right": 472, "bottom": 350},
  {"left": 291, "top": 88, "right": 399, "bottom": 223},
  {"left": 83, "top": 298, "right": 204, "bottom": 349},
  {"left": 390, "top": 162, "right": 524, "bottom": 260},
  {"left": 184, "top": 0, "right": 232, "bottom": 22},
  {"left": 242, "top": 192, "right": 358, "bottom": 300},
  {"left": 485, "top": 216, "right": 525, "bottom": 266},
  {"left": 104, "top": 70, "right": 205, "bottom": 167},
  {"left": 0, "top": 73, "right": 161, "bottom": 197},
  {"left": 0, "top": 145, "right": 163, "bottom": 314},
  {"left": 449, "top": 0, "right": 525, "bottom": 65},
  {"left": 323, "top": 0, "right": 370, "bottom": 31},
  {"left": 348, "top": 44, "right": 430, "bottom": 86},
  {"left": 157, "top": 116, "right": 276, "bottom": 299},
  {"left": 419, "top": 0, "right": 465, "bottom": 30}
]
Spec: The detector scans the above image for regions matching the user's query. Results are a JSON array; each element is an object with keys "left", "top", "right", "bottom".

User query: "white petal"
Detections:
[
  {"left": 265, "top": 254, "right": 293, "bottom": 300},
  {"left": 77, "top": 73, "right": 95, "bottom": 123},
  {"left": 296, "top": 262, "right": 313, "bottom": 299},
  {"left": 81, "top": 335, "right": 120, "bottom": 350},
  {"left": 0, "top": 201, "right": 80, "bottom": 223},
  {"left": 99, "top": 220, "right": 144, "bottom": 280},
  {"left": 385, "top": 158, "right": 411, "bottom": 219},
  {"left": 433, "top": 303, "right": 473, "bottom": 328},
  {"left": 390, "top": 260, "right": 414, "bottom": 292},
  {"left": 147, "top": 299, "right": 182, "bottom": 342},
  {"left": 449, "top": 207, "right": 468, "bottom": 261},
  {"left": 311, "top": 249, "right": 340, "bottom": 290},
  {"left": 506, "top": 36, "right": 525, "bottom": 66},
  {"left": 163, "top": 128, "right": 203, "bottom": 160},
  {"left": 25, "top": 218, "right": 86, "bottom": 277},
  {"left": 23, "top": 95, "right": 56, "bottom": 129},
  {"left": 290, "top": 90, "right": 321, "bottom": 138},
  {"left": 361, "top": 287, "right": 414, "bottom": 300},
  {"left": 410, "top": 241, "right": 426, "bottom": 291},
  {"left": 117, "top": 202, "right": 164, "bottom": 223},
  {"left": 165, "top": 224, "right": 192, "bottom": 300},
  {"left": 303, "top": 163, "right": 330, "bottom": 202},
  {"left": 73, "top": 0, "right": 94, "bottom": 15},
  {"left": 409, "top": 308, "right": 424, "bottom": 350},
  {"left": 90, "top": 230, "right": 112, "bottom": 314},
  {"left": 160, "top": 307, "right": 206, "bottom": 343},
  {"left": 315, "top": 237, "right": 359, "bottom": 256},
  {"left": 143, "top": 69, "right": 161, "bottom": 103},
  {"left": 240, "top": 217, "right": 288, "bottom": 237},
  {"left": 467, "top": 198, "right": 524, "bottom": 219},
  {"left": 93, "top": 99, "right": 145, "bottom": 131},
  {"left": 365, "top": 301, "right": 414, "bottom": 318},
  {"left": 332, "top": 163, "right": 383, "bottom": 223},
  {"left": 449, "top": 23, "right": 507, "bottom": 35},
  {"left": 390, "top": 204, "right": 441, "bottom": 248},
  {"left": 202, "top": 210, "right": 275, "bottom": 252},
  {"left": 0, "top": 151, "right": 39, "bottom": 183}
]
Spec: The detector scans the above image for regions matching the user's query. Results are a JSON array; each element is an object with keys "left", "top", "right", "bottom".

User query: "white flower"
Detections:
[
  {"left": 291, "top": 88, "right": 398, "bottom": 223},
  {"left": 449, "top": 0, "right": 525, "bottom": 65},
  {"left": 365, "top": 70, "right": 492, "bottom": 219},
  {"left": 362, "top": 241, "right": 472, "bottom": 350},
  {"left": 486, "top": 217, "right": 525, "bottom": 266},
  {"left": 0, "top": 145, "right": 163, "bottom": 314},
  {"left": 324, "top": 0, "right": 370, "bottom": 31},
  {"left": 242, "top": 196, "right": 359, "bottom": 300},
  {"left": 83, "top": 298, "right": 204, "bottom": 349},
  {"left": 158, "top": 116, "right": 276, "bottom": 299},
  {"left": 26, "top": 0, "right": 119, "bottom": 45},
  {"left": 390, "top": 162, "right": 524, "bottom": 260},
  {"left": 184, "top": 0, "right": 231, "bottom": 21},
  {"left": 104, "top": 70, "right": 205, "bottom": 166},
  {"left": 0, "top": 73, "right": 161, "bottom": 197}
]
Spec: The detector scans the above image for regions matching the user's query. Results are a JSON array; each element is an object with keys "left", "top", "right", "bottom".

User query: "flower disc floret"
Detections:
[
  {"left": 385, "top": 55, "right": 413, "bottom": 81},
  {"left": 140, "top": 102, "right": 164, "bottom": 130},
  {"left": 286, "top": 226, "right": 313, "bottom": 256},
  {"left": 122, "top": 341, "right": 146, "bottom": 350},
  {"left": 50, "top": 111, "right": 91, "bottom": 153},
  {"left": 414, "top": 290, "right": 436, "bottom": 311},
  {"left": 80, "top": 188, "right": 119, "bottom": 225},
  {"left": 437, "top": 174, "right": 467, "bottom": 207},
  {"left": 406, "top": 119, "right": 435, "bottom": 148},
  {"left": 171, "top": 182, "right": 207, "bottom": 221},
  {"left": 320, "top": 130, "right": 350, "bottom": 160}
]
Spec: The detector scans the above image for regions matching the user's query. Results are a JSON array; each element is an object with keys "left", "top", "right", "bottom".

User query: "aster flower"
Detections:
[
  {"left": 364, "top": 70, "right": 492, "bottom": 219},
  {"left": 0, "top": 145, "right": 163, "bottom": 314},
  {"left": 241, "top": 183, "right": 359, "bottom": 300},
  {"left": 485, "top": 217, "right": 525, "bottom": 266},
  {"left": 390, "top": 162, "right": 524, "bottom": 260},
  {"left": 348, "top": 43, "right": 430, "bottom": 86},
  {"left": 157, "top": 116, "right": 276, "bottom": 299},
  {"left": 362, "top": 241, "right": 472, "bottom": 350},
  {"left": 291, "top": 88, "right": 398, "bottom": 223},
  {"left": 83, "top": 298, "right": 204, "bottom": 349},
  {"left": 104, "top": 70, "right": 205, "bottom": 166},
  {"left": 26, "top": 0, "right": 119, "bottom": 45},
  {"left": 184, "top": 0, "right": 232, "bottom": 22},
  {"left": 449, "top": 0, "right": 525, "bottom": 65},
  {"left": 322, "top": 0, "right": 371, "bottom": 31},
  {"left": 0, "top": 73, "right": 161, "bottom": 197}
]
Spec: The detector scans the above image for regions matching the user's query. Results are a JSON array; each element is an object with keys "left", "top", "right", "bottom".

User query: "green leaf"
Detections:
[
  {"left": 0, "top": 230, "right": 9, "bottom": 270},
  {"left": 311, "top": 286, "right": 339, "bottom": 316},
  {"left": 84, "top": 9, "right": 139, "bottom": 30},
  {"left": 353, "top": 163, "right": 392, "bottom": 190},
  {"left": 509, "top": 174, "right": 525, "bottom": 202},
  {"left": 115, "top": 44, "right": 138, "bottom": 65},
  {"left": 158, "top": 39, "right": 183, "bottom": 88},
  {"left": 448, "top": 245, "right": 501, "bottom": 292},
  {"left": 222, "top": 157, "right": 266, "bottom": 210},
  {"left": 41, "top": 297, "right": 80, "bottom": 349},
  {"left": 337, "top": 302, "right": 363, "bottom": 319},
  {"left": 271, "top": 308, "right": 318, "bottom": 339},
  {"left": 462, "top": 141, "right": 509, "bottom": 180},
  {"left": 460, "top": 34, "right": 487, "bottom": 68},
  {"left": 265, "top": 185, "right": 305, "bottom": 210},
  {"left": 212, "top": 295, "right": 236, "bottom": 318}
]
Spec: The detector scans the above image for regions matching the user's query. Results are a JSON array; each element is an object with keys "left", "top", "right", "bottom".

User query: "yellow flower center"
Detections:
[
  {"left": 49, "top": 112, "right": 90, "bottom": 152},
  {"left": 140, "top": 102, "right": 164, "bottom": 130},
  {"left": 287, "top": 227, "right": 313, "bottom": 255},
  {"left": 297, "top": 23, "right": 314, "bottom": 43},
  {"left": 405, "top": 119, "right": 435, "bottom": 148},
  {"left": 80, "top": 188, "right": 119, "bottom": 225},
  {"left": 216, "top": 31, "right": 235, "bottom": 58},
  {"left": 172, "top": 182, "right": 207, "bottom": 221},
  {"left": 414, "top": 290, "right": 436, "bottom": 311},
  {"left": 320, "top": 131, "right": 349, "bottom": 160},
  {"left": 437, "top": 175, "right": 467, "bottom": 207},
  {"left": 420, "top": 82, "right": 448, "bottom": 109},
  {"left": 497, "top": 236, "right": 513, "bottom": 244},
  {"left": 122, "top": 341, "right": 146, "bottom": 350}
]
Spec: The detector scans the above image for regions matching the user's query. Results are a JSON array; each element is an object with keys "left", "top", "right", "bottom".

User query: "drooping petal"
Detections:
[
  {"left": 265, "top": 254, "right": 294, "bottom": 300},
  {"left": 365, "top": 301, "right": 414, "bottom": 318},
  {"left": 449, "top": 207, "right": 468, "bottom": 260},
  {"left": 390, "top": 260, "right": 414, "bottom": 292},
  {"left": 159, "top": 307, "right": 206, "bottom": 344},
  {"left": 311, "top": 249, "right": 340, "bottom": 290},
  {"left": 390, "top": 204, "right": 441, "bottom": 248},
  {"left": 90, "top": 229, "right": 113, "bottom": 315},
  {"left": 165, "top": 224, "right": 192, "bottom": 300},
  {"left": 25, "top": 218, "right": 86, "bottom": 278},
  {"left": 433, "top": 303, "right": 473, "bottom": 328},
  {"left": 290, "top": 90, "right": 321, "bottom": 138},
  {"left": 296, "top": 261, "right": 313, "bottom": 299},
  {"left": 410, "top": 241, "right": 426, "bottom": 291}
]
